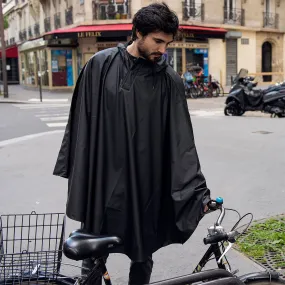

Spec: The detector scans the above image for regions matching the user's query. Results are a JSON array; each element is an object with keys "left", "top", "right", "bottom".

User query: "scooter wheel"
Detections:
[
  {"left": 271, "top": 113, "right": 284, "bottom": 118},
  {"left": 224, "top": 106, "right": 231, "bottom": 116},
  {"left": 224, "top": 102, "right": 244, "bottom": 116}
]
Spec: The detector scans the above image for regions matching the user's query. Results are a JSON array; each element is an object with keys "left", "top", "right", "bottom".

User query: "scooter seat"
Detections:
[
  {"left": 63, "top": 229, "right": 122, "bottom": 261},
  {"left": 263, "top": 92, "right": 285, "bottom": 103}
]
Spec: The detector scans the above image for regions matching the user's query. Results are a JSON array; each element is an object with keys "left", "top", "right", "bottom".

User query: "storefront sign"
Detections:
[
  {"left": 78, "top": 31, "right": 102, "bottom": 38},
  {"left": 95, "top": 42, "right": 118, "bottom": 48},
  {"left": 168, "top": 42, "right": 209, "bottom": 49},
  {"left": 19, "top": 38, "right": 47, "bottom": 52},
  {"left": 181, "top": 32, "right": 195, "bottom": 38}
]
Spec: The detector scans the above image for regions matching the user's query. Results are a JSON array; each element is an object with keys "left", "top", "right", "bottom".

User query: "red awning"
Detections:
[
  {"left": 0, "top": 45, "right": 18, "bottom": 58},
  {"left": 45, "top": 23, "right": 226, "bottom": 36},
  {"left": 45, "top": 24, "right": 133, "bottom": 35},
  {"left": 180, "top": 25, "right": 227, "bottom": 33}
]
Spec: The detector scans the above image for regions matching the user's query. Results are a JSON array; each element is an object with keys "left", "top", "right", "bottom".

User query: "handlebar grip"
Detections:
[{"left": 203, "top": 233, "right": 228, "bottom": 245}]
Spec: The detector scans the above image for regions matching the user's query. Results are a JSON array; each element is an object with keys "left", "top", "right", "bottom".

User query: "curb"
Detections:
[
  {"left": 0, "top": 100, "right": 33, "bottom": 104},
  {"left": 0, "top": 100, "right": 70, "bottom": 104}
]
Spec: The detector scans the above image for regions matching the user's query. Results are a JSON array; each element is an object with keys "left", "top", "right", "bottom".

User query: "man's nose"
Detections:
[{"left": 158, "top": 44, "right": 167, "bottom": 55}]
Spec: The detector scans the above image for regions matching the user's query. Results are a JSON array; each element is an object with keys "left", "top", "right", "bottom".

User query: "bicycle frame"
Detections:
[
  {"left": 193, "top": 243, "right": 227, "bottom": 273},
  {"left": 80, "top": 258, "right": 111, "bottom": 285},
  {"left": 82, "top": 261, "right": 235, "bottom": 285},
  {"left": 81, "top": 243, "right": 228, "bottom": 285}
]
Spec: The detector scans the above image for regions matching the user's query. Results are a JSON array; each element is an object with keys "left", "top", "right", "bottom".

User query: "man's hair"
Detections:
[{"left": 131, "top": 2, "right": 179, "bottom": 41}]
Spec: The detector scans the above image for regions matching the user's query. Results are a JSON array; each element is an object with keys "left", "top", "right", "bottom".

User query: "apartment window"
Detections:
[
  {"left": 241, "top": 38, "right": 249, "bottom": 45},
  {"left": 266, "top": 0, "right": 270, "bottom": 13},
  {"left": 224, "top": 0, "right": 235, "bottom": 19}
]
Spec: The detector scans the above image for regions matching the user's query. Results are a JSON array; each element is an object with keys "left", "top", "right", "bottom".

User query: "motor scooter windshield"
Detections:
[{"left": 232, "top": 69, "right": 248, "bottom": 85}]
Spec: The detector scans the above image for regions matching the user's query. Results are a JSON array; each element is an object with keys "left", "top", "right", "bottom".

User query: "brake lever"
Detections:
[{"left": 218, "top": 242, "right": 233, "bottom": 264}]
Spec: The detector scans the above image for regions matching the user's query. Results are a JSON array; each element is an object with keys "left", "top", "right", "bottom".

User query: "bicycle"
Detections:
[{"left": 1, "top": 199, "right": 284, "bottom": 284}]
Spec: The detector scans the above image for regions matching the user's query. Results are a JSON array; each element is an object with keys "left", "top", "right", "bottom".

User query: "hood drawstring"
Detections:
[{"left": 152, "top": 66, "right": 156, "bottom": 90}]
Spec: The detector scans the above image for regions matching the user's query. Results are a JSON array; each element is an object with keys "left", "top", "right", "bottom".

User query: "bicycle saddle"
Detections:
[{"left": 63, "top": 229, "right": 122, "bottom": 261}]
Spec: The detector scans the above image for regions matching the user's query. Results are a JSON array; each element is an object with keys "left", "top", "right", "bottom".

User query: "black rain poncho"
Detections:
[{"left": 54, "top": 43, "right": 210, "bottom": 261}]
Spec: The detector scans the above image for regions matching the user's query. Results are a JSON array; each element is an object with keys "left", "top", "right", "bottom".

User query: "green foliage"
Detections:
[
  {"left": 4, "top": 16, "right": 9, "bottom": 30},
  {"left": 236, "top": 218, "right": 285, "bottom": 261}
]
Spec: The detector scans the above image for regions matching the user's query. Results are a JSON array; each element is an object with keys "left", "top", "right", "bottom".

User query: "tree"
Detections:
[
  {"left": 4, "top": 15, "right": 9, "bottom": 30},
  {"left": 0, "top": 0, "right": 9, "bottom": 98}
]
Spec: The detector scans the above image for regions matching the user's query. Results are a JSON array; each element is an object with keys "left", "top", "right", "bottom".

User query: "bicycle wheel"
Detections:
[
  {"left": 212, "top": 87, "right": 220, "bottom": 97},
  {"left": 218, "top": 83, "right": 225, "bottom": 97},
  {"left": 244, "top": 279, "right": 285, "bottom": 284},
  {"left": 185, "top": 88, "right": 191, "bottom": 99},
  {"left": 190, "top": 87, "right": 198, "bottom": 99}
]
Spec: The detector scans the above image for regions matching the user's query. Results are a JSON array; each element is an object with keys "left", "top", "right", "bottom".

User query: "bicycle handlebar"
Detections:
[
  {"left": 206, "top": 198, "right": 226, "bottom": 226},
  {"left": 204, "top": 233, "right": 228, "bottom": 245},
  {"left": 204, "top": 230, "right": 239, "bottom": 245}
]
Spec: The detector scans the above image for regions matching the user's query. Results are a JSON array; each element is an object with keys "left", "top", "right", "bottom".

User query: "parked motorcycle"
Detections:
[{"left": 224, "top": 69, "right": 285, "bottom": 117}]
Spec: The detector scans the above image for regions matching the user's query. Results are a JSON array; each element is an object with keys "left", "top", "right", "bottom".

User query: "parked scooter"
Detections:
[{"left": 224, "top": 69, "right": 285, "bottom": 117}]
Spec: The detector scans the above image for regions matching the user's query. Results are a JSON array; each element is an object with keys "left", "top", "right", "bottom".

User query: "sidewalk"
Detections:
[{"left": 0, "top": 85, "right": 73, "bottom": 103}]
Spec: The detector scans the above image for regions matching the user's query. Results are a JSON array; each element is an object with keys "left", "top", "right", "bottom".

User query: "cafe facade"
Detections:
[{"left": 18, "top": 24, "right": 226, "bottom": 90}]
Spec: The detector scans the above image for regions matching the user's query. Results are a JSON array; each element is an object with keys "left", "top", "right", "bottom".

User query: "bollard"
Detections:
[{"left": 38, "top": 71, "right": 42, "bottom": 102}]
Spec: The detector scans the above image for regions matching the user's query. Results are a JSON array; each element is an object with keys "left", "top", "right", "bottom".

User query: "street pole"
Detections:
[
  {"left": 0, "top": 0, "right": 8, "bottom": 98},
  {"left": 38, "top": 73, "right": 42, "bottom": 102}
]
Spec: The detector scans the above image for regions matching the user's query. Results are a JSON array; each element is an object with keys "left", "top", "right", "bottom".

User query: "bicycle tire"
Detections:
[
  {"left": 244, "top": 280, "right": 285, "bottom": 284},
  {"left": 0, "top": 275, "right": 76, "bottom": 285},
  {"left": 190, "top": 87, "right": 198, "bottom": 99},
  {"left": 212, "top": 86, "right": 220, "bottom": 97},
  {"left": 218, "top": 84, "right": 225, "bottom": 97}
]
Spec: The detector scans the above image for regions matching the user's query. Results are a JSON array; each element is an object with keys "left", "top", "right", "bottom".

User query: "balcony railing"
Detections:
[
  {"left": 34, "top": 23, "right": 40, "bottom": 37},
  {"left": 54, "top": 12, "right": 61, "bottom": 29},
  {"left": 92, "top": 0, "right": 131, "bottom": 20},
  {"left": 263, "top": 12, "right": 279, "bottom": 29},
  {"left": 65, "top": 6, "right": 73, "bottom": 25},
  {"left": 19, "top": 29, "right": 27, "bottom": 41},
  {"left": 182, "top": 2, "right": 204, "bottom": 21},
  {"left": 44, "top": 17, "right": 51, "bottom": 32},
  {"left": 224, "top": 8, "right": 245, "bottom": 26},
  {"left": 28, "top": 26, "right": 33, "bottom": 38}
]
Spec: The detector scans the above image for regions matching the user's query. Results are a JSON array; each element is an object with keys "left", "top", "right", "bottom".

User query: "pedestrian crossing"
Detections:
[
  {"left": 190, "top": 109, "right": 224, "bottom": 118},
  {"left": 12, "top": 103, "right": 70, "bottom": 128},
  {"left": 12, "top": 103, "right": 224, "bottom": 130}
]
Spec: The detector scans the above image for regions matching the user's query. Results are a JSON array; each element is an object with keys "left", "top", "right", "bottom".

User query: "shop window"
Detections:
[
  {"left": 77, "top": 48, "right": 83, "bottom": 76},
  {"left": 164, "top": 48, "right": 182, "bottom": 75},
  {"left": 186, "top": 48, "right": 208, "bottom": 77},
  {"left": 39, "top": 50, "right": 49, "bottom": 86},
  {"left": 26, "top": 51, "right": 36, "bottom": 85},
  {"left": 20, "top": 54, "right": 26, "bottom": 84},
  {"left": 51, "top": 50, "right": 74, "bottom": 87}
]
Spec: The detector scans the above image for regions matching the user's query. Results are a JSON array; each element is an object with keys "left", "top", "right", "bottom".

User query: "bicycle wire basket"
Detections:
[{"left": 0, "top": 212, "right": 66, "bottom": 284}]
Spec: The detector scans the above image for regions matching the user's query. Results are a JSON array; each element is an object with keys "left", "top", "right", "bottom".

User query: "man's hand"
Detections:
[{"left": 204, "top": 204, "right": 209, "bottom": 213}]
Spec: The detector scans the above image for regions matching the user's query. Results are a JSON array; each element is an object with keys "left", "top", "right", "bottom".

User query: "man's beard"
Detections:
[{"left": 137, "top": 41, "right": 162, "bottom": 62}]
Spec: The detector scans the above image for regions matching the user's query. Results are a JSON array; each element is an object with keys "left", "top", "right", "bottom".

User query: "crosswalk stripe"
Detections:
[
  {"left": 28, "top": 98, "right": 69, "bottom": 102},
  {"left": 40, "top": 116, "right": 68, "bottom": 122},
  {"left": 47, "top": 122, "right": 67, "bottom": 128},
  {"left": 16, "top": 105, "right": 70, "bottom": 110},
  {"left": 35, "top": 113, "right": 69, "bottom": 117},
  {"left": 190, "top": 110, "right": 224, "bottom": 117}
]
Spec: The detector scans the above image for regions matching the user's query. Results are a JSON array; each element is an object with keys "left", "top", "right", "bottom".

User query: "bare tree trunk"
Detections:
[{"left": 0, "top": 0, "right": 9, "bottom": 98}]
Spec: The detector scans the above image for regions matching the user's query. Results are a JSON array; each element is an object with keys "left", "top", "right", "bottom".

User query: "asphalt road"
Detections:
[
  {"left": 0, "top": 100, "right": 284, "bottom": 283},
  {"left": 0, "top": 103, "right": 70, "bottom": 141}
]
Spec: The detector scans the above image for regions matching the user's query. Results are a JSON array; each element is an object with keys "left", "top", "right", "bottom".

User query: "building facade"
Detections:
[{"left": 2, "top": 0, "right": 285, "bottom": 90}]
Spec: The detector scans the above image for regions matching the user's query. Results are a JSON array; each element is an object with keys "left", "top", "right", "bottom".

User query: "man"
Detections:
[{"left": 53, "top": 2, "right": 211, "bottom": 284}]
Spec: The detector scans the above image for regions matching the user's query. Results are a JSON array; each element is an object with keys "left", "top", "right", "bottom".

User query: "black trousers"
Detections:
[{"left": 82, "top": 255, "right": 153, "bottom": 285}]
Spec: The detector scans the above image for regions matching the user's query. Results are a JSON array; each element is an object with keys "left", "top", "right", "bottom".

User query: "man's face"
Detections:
[{"left": 136, "top": 31, "right": 174, "bottom": 62}]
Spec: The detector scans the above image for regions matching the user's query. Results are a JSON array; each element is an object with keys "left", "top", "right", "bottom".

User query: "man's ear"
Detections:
[{"left": 136, "top": 30, "right": 143, "bottom": 40}]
